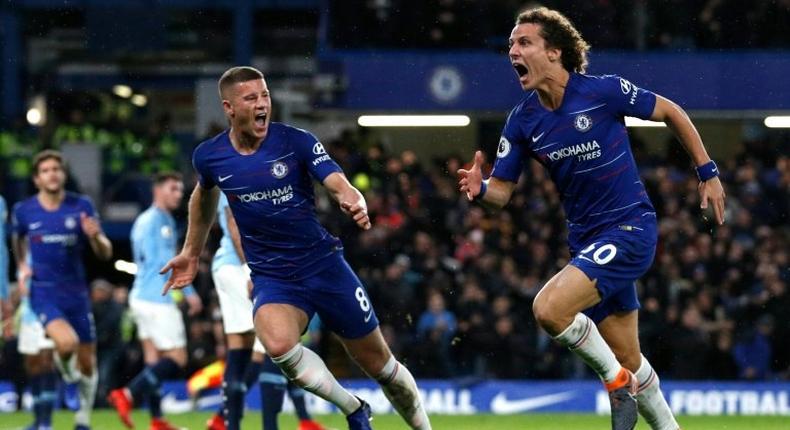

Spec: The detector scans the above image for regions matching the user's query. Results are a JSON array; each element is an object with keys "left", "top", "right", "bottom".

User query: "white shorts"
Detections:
[
  {"left": 18, "top": 318, "right": 55, "bottom": 355},
  {"left": 130, "top": 298, "right": 186, "bottom": 350},
  {"left": 253, "top": 337, "right": 265, "bottom": 354},
  {"left": 212, "top": 264, "right": 255, "bottom": 334},
  {"left": 213, "top": 264, "right": 266, "bottom": 354}
]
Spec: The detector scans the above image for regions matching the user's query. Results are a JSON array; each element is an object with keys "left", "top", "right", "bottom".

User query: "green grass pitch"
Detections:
[{"left": 1, "top": 411, "right": 789, "bottom": 430}]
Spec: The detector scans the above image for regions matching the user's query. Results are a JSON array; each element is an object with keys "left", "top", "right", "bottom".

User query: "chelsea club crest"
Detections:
[
  {"left": 271, "top": 161, "right": 288, "bottom": 179},
  {"left": 574, "top": 114, "right": 593, "bottom": 132},
  {"left": 497, "top": 137, "right": 511, "bottom": 158}
]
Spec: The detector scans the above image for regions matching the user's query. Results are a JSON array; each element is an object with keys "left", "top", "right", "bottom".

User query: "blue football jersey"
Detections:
[
  {"left": 130, "top": 205, "right": 194, "bottom": 303},
  {"left": 212, "top": 193, "right": 243, "bottom": 270},
  {"left": 493, "top": 74, "right": 658, "bottom": 252},
  {"left": 193, "top": 122, "right": 343, "bottom": 281},
  {"left": 11, "top": 192, "right": 96, "bottom": 294}
]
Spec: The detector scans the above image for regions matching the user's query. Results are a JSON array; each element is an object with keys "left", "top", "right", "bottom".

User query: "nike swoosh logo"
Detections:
[
  {"left": 218, "top": 174, "right": 233, "bottom": 183},
  {"left": 364, "top": 311, "right": 373, "bottom": 323},
  {"left": 490, "top": 391, "right": 576, "bottom": 414},
  {"left": 711, "top": 168, "right": 718, "bottom": 173},
  {"left": 532, "top": 132, "right": 545, "bottom": 142},
  {"left": 161, "top": 392, "right": 194, "bottom": 414},
  {"left": 29, "top": 222, "right": 43, "bottom": 230}
]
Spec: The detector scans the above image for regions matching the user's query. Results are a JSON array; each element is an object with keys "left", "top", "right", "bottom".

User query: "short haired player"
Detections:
[{"left": 161, "top": 66, "right": 431, "bottom": 430}]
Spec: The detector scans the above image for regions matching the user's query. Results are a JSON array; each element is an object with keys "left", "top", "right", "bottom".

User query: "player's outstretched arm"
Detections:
[
  {"left": 457, "top": 150, "right": 516, "bottom": 210},
  {"left": 160, "top": 184, "right": 220, "bottom": 294},
  {"left": 323, "top": 172, "right": 371, "bottom": 230},
  {"left": 650, "top": 95, "right": 726, "bottom": 225}
]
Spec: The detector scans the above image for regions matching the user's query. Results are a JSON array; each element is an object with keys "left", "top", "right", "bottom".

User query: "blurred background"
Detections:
[{"left": 0, "top": 0, "right": 788, "bottom": 415}]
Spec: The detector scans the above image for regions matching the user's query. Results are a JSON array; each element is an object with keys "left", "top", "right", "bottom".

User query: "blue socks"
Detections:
[
  {"left": 29, "top": 371, "right": 57, "bottom": 428},
  {"left": 288, "top": 382, "right": 311, "bottom": 421},
  {"left": 40, "top": 371, "right": 57, "bottom": 427},
  {"left": 127, "top": 358, "right": 180, "bottom": 417},
  {"left": 260, "top": 357, "right": 287, "bottom": 430},
  {"left": 149, "top": 388, "right": 162, "bottom": 418},
  {"left": 242, "top": 359, "right": 263, "bottom": 392},
  {"left": 223, "top": 349, "right": 252, "bottom": 430}
]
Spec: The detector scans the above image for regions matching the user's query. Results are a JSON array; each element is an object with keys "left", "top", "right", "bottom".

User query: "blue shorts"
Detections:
[
  {"left": 570, "top": 222, "right": 657, "bottom": 324},
  {"left": 251, "top": 253, "right": 378, "bottom": 339},
  {"left": 30, "top": 291, "right": 96, "bottom": 343}
]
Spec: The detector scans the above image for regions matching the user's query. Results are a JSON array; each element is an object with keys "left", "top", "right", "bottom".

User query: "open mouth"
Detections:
[
  {"left": 255, "top": 112, "right": 268, "bottom": 126},
  {"left": 513, "top": 63, "right": 529, "bottom": 78}
]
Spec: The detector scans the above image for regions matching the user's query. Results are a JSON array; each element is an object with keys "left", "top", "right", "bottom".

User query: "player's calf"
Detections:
[
  {"left": 634, "top": 355, "right": 680, "bottom": 430},
  {"left": 374, "top": 356, "right": 431, "bottom": 430},
  {"left": 222, "top": 348, "right": 251, "bottom": 430},
  {"left": 270, "top": 343, "right": 362, "bottom": 415}
]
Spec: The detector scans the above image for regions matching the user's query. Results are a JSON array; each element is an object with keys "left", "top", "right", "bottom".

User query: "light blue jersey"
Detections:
[
  {"left": 212, "top": 193, "right": 242, "bottom": 271},
  {"left": 0, "top": 196, "right": 8, "bottom": 301},
  {"left": 19, "top": 296, "right": 39, "bottom": 324},
  {"left": 130, "top": 206, "right": 194, "bottom": 303}
]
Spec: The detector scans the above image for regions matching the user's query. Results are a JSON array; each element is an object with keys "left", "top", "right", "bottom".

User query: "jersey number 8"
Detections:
[{"left": 354, "top": 286, "right": 371, "bottom": 312}]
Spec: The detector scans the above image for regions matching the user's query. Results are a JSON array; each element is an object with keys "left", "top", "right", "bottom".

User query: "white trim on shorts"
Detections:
[
  {"left": 18, "top": 319, "right": 55, "bottom": 355},
  {"left": 130, "top": 298, "right": 186, "bottom": 350}
]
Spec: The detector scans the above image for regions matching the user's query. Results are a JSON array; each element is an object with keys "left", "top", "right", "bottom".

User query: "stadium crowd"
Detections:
[
  {"left": 0, "top": 124, "right": 787, "bottom": 406},
  {"left": 329, "top": 0, "right": 790, "bottom": 50}
]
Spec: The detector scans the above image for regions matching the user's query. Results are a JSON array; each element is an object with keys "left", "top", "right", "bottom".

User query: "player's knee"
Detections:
[
  {"left": 24, "top": 356, "right": 43, "bottom": 375},
  {"left": 532, "top": 297, "right": 560, "bottom": 331},
  {"left": 166, "top": 348, "right": 188, "bottom": 368},
  {"left": 55, "top": 336, "right": 79, "bottom": 356},
  {"left": 264, "top": 339, "right": 298, "bottom": 359}
]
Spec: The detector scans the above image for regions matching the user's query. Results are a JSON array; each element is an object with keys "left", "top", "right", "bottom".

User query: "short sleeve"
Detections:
[
  {"left": 291, "top": 128, "right": 342, "bottom": 182},
  {"left": 490, "top": 108, "right": 527, "bottom": 183},
  {"left": 599, "top": 75, "right": 657, "bottom": 120},
  {"left": 192, "top": 145, "right": 216, "bottom": 189},
  {"left": 11, "top": 203, "right": 26, "bottom": 236}
]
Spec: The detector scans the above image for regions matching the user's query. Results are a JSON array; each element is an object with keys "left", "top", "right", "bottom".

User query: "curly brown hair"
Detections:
[{"left": 516, "top": 7, "right": 590, "bottom": 73}]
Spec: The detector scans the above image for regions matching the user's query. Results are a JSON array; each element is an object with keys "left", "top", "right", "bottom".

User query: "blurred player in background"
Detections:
[
  {"left": 206, "top": 192, "right": 326, "bottom": 430},
  {"left": 108, "top": 172, "right": 203, "bottom": 430},
  {"left": 12, "top": 150, "right": 113, "bottom": 430},
  {"left": 6, "top": 190, "right": 63, "bottom": 430},
  {"left": 458, "top": 7, "right": 726, "bottom": 430},
  {"left": 161, "top": 66, "right": 431, "bottom": 430},
  {"left": 16, "top": 277, "right": 58, "bottom": 430}
]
